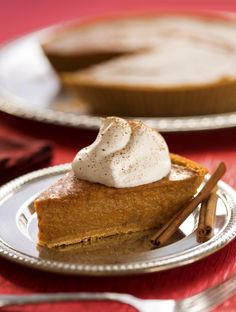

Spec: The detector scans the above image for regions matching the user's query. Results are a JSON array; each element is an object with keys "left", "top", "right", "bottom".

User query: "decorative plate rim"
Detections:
[{"left": 0, "top": 164, "right": 236, "bottom": 276}]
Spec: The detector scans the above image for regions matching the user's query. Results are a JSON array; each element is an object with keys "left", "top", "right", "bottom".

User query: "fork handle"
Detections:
[{"left": 0, "top": 292, "right": 138, "bottom": 308}]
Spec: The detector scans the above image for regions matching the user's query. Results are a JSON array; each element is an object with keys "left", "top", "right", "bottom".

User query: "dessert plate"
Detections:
[
  {"left": 1, "top": 24, "right": 236, "bottom": 132},
  {"left": 0, "top": 164, "right": 236, "bottom": 276}
]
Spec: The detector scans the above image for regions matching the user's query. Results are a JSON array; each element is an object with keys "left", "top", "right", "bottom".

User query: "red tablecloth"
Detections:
[{"left": 1, "top": 1, "right": 236, "bottom": 311}]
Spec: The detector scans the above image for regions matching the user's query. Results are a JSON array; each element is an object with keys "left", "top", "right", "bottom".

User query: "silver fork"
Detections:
[{"left": 1, "top": 272, "right": 236, "bottom": 312}]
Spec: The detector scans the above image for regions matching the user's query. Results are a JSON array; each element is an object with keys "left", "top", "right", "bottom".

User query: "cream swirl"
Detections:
[{"left": 72, "top": 117, "right": 171, "bottom": 187}]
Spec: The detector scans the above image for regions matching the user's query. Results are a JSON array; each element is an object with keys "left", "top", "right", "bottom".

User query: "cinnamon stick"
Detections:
[
  {"left": 149, "top": 201, "right": 191, "bottom": 244},
  {"left": 150, "top": 162, "right": 226, "bottom": 247},
  {"left": 197, "top": 187, "right": 218, "bottom": 243}
]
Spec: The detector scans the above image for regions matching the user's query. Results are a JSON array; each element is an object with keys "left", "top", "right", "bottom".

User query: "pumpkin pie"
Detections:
[
  {"left": 35, "top": 153, "right": 207, "bottom": 248},
  {"left": 42, "top": 13, "right": 236, "bottom": 117}
]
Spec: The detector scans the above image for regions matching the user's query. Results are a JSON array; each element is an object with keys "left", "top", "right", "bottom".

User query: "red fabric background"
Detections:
[{"left": 1, "top": 1, "right": 236, "bottom": 311}]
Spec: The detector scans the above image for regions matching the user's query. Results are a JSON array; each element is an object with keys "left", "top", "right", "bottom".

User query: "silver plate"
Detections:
[
  {"left": 1, "top": 27, "right": 236, "bottom": 132},
  {"left": 0, "top": 164, "right": 236, "bottom": 276}
]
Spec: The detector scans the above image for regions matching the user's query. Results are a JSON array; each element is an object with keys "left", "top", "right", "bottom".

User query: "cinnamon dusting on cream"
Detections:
[{"left": 72, "top": 117, "right": 171, "bottom": 188}]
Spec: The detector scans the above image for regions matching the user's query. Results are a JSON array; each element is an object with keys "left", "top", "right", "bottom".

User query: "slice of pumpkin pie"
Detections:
[{"left": 35, "top": 117, "right": 207, "bottom": 248}]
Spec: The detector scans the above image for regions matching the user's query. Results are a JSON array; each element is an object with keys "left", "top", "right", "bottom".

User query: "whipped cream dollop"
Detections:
[{"left": 72, "top": 117, "right": 171, "bottom": 188}]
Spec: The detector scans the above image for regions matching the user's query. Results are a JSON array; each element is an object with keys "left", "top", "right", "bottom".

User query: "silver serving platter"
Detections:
[
  {"left": 0, "top": 164, "right": 236, "bottom": 276},
  {"left": 1, "top": 27, "right": 236, "bottom": 132}
]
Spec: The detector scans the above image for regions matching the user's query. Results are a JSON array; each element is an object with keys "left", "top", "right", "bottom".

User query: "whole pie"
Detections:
[
  {"left": 35, "top": 153, "right": 207, "bottom": 248},
  {"left": 42, "top": 13, "right": 236, "bottom": 116}
]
